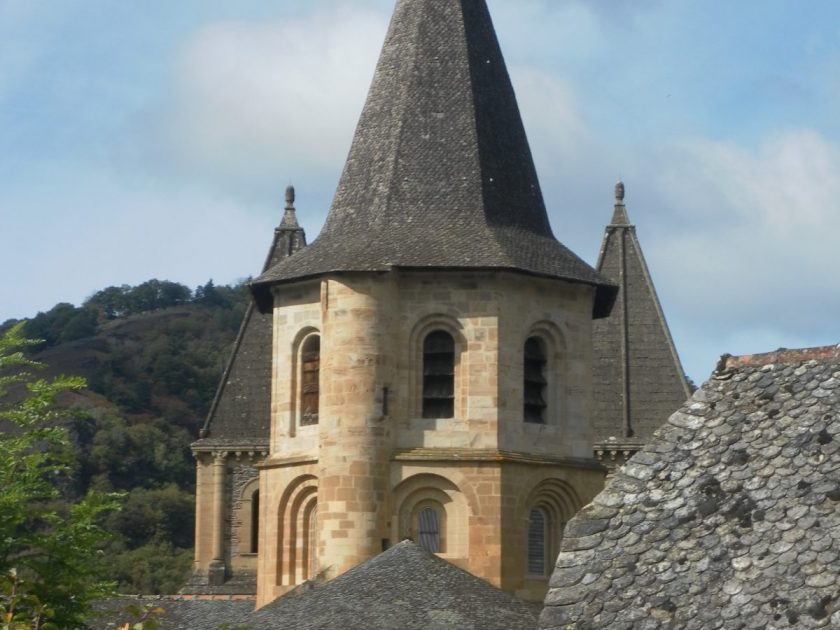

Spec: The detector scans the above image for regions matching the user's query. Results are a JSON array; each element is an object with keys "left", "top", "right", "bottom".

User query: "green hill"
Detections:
[{"left": 1, "top": 279, "right": 249, "bottom": 594}]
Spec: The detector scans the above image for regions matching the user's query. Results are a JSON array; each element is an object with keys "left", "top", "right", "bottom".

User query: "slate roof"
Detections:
[
  {"left": 91, "top": 597, "right": 255, "bottom": 630},
  {"left": 591, "top": 183, "right": 691, "bottom": 445},
  {"left": 542, "top": 344, "right": 840, "bottom": 629},
  {"left": 251, "top": 0, "right": 616, "bottom": 319},
  {"left": 94, "top": 543, "right": 539, "bottom": 629},
  {"left": 253, "top": 541, "right": 540, "bottom": 629},
  {"left": 195, "top": 187, "right": 306, "bottom": 446}
]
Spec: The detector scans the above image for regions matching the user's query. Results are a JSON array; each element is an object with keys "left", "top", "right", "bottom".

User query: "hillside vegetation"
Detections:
[{"left": 1, "top": 279, "right": 249, "bottom": 594}]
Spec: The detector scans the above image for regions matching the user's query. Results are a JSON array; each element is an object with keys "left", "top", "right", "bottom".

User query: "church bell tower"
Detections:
[{"left": 230, "top": 0, "right": 617, "bottom": 606}]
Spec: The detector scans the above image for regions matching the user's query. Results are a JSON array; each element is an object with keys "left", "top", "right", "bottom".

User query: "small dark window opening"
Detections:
[
  {"left": 307, "top": 504, "right": 318, "bottom": 579},
  {"left": 418, "top": 507, "right": 441, "bottom": 553},
  {"left": 422, "top": 331, "right": 455, "bottom": 418},
  {"left": 527, "top": 508, "right": 547, "bottom": 575},
  {"left": 524, "top": 337, "right": 547, "bottom": 423},
  {"left": 250, "top": 489, "right": 260, "bottom": 553},
  {"left": 301, "top": 335, "right": 320, "bottom": 425}
]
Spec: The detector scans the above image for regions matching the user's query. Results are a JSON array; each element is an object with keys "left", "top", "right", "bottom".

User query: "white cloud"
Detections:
[
  {"left": 651, "top": 129, "right": 840, "bottom": 337},
  {"left": 134, "top": 6, "right": 388, "bottom": 195}
]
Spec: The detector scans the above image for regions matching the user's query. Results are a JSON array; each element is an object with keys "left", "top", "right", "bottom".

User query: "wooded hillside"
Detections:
[{"left": 1, "top": 279, "right": 249, "bottom": 594}]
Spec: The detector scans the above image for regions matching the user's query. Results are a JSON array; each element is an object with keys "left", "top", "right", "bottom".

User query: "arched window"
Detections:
[
  {"left": 305, "top": 503, "right": 318, "bottom": 580},
  {"left": 300, "top": 335, "right": 320, "bottom": 425},
  {"left": 422, "top": 331, "right": 455, "bottom": 418},
  {"left": 417, "top": 506, "right": 441, "bottom": 553},
  {"left": 524, "top": 337, "right": 547, "bottom": 423},
  {"left": 250, "top": 489, "right": 260, "bottom": 553},
  {"left": 527, "top": 508, "right": 548, "bottom": 575}
]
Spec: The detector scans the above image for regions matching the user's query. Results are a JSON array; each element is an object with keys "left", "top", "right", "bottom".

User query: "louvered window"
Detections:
[
  {"left": 418, "top": 507, "right": 441, "bottom": 553},
  {"left": 524, "top": 337, "right": 547, "bottom": 423},
  {"left": 527, "top": 508, "right": 547, "bottom": 575},
  {"left": 301, "top": 335, "right": 320, "bottom": 425},
  {"left": 422, "top": 331, "right": 454, "bottom": 418}
]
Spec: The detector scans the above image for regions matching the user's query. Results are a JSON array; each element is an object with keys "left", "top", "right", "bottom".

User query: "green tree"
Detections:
[{"left": 0, "top": 324, "right": 120, "bottom": 629}]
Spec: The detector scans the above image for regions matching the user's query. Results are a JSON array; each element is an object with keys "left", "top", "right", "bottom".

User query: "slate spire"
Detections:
[
  {"left": 252, "top": 0, "right": 616, "bottom": 318},
  {"left": 591, "top": 182, "right": 690, "bottom": 446},
  {"left": 198, "top": 192, "right": 307, "bottom": 443}
]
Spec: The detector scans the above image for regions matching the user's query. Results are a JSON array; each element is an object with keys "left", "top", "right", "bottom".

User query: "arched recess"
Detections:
[
  {"left": 392, "top": 473, "right": 469, "bottom": 559},
  {"left": 408, "top": 314, "right": 467, "bottom": 420},
  {"left": 521, "top": 321, "right": 567, "bottom": 427},
  {"left": 289, "top": 327, "right": 321, "bottom": 437},
  {"left": 521, "top": 478, "right": 580, "bottom": 578},
  {"left": 276, "top": 474, "right": 318, "bottom": 585},
  {"left": 237, "top": 478, "right": 260, "bottom": 555}
]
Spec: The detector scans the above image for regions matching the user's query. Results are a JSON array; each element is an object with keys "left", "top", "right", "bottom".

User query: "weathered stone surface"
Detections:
[{"left": 542, "top": 346, "right": 840, "bottom": 629}]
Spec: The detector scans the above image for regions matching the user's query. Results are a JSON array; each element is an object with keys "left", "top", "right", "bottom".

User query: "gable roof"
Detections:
[
  {"left": 591, "top": 182, "right": 691, "bottom": 445},
  {"left": 195, "top": 188, "right": 306, "bottom": 447},
  {"left": 253, "top": 541, "right": 540, "bottom": 629},
  {"left": 251, "top": 0, "right": 616, "bottom": 319},
  {"left": 542, "top": 344, "right": 840, "bottom": 629}
]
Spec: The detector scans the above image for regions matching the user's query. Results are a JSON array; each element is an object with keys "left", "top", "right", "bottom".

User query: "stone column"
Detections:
[
  {"left": 208, "top": 451, "right": 227, "bottom": 585},
  {"left": 318, "top": 277, "right": 395, "bottom": 577}
]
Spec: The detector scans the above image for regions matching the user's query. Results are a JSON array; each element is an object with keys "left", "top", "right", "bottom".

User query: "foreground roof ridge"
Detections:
[
  {"left": 253, "top": 540, "right": 540, "bottom": 629},
  {"left": 251, "top": 0, "right": 616, "bottom": 318},
  {"left": 716, "top": 343, "right": 840, "bottom": 374},
  {"left": 542, "top": 347, "right": 840, "bottom": 629}
]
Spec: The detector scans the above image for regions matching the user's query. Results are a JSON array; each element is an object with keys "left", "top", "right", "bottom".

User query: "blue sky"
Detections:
[{"left": 1, "top": 0, "right": 839, "bottom": 384}]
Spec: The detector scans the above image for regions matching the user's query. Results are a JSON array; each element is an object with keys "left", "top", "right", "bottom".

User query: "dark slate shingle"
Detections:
[
  {"left": 543, "top": 344, "right": 840, "bottom": 629},
  {"left": 251, "top": 0, "right": 616, "bottom": 318},
  {"left": 253, "top": 541, "right": 540, "bottom": 630},
  {"left": 591, "top": 184, "right": 691, "bottom": 444}
]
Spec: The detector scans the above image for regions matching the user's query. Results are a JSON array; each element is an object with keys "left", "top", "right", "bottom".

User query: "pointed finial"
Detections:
[
  {"left": 610, "top": 180, "right": 631, "bottom": 226},
  {"left": 280, "top": 184, "right": 300, "bottom": 229}
]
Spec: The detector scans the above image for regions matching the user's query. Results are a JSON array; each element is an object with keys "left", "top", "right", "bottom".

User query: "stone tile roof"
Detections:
[
  {"left": 195, "top": 189, "right": 305, "bottom": 446},
  {"left": 542, "top": 344, "right": 840, "bottom": 629},
  {"left": 253, "top": 541, "right": 540, "bottom": 629},
  {"left": 91, "top": 597, "right": 255, "bottom": 630},
  {"left": 591, "top": 183, "right": 691, "bottom": 445},
  {"left": 251, "top": 0, "right": 616, "bottom": 319},
  {"left": 95, "top": 544, "right": 539, "bottom": 629}
]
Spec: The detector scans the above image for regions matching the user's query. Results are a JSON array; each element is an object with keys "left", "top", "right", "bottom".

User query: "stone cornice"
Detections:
[
  {"left": 256, "top": 454, "right": 319, "bottom": 470},
  {"left": 191, "top": 444, "right": 269, "bottom": 461},
  {"left": 391, "top": 448, "right": 603, "bottom": 470}
]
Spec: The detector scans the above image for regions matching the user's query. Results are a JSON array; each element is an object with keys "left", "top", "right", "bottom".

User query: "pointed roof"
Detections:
[
  {"left": 252, "top": 0, "right": 616, "bottom": 318},
  {"left": 195, "top": 189, "right": 306, "bottom": 447},
  {"left": 252, "top": 541, "right": 540, "bottom": 629},
  {"left": 591, "top": 183, "right": 691, "bottom": 444}
]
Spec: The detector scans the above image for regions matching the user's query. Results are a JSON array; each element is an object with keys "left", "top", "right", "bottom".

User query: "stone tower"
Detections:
[
  {"left": 246, "top": 0, "right": 617, "bottom": 606},
  {"left": 591, "top": 182, "right": 691, "bottom": 468},
  {"left": 186, "top": 187, "right": 306, "bottom": 594}
]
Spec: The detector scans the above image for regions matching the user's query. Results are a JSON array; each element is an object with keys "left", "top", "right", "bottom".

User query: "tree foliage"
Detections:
[
  {"left": 0, "top": 280, "right": 250, "bottom": 598},
  {"left": 0, "top": 324, "right": 120, "bottom": 629},
  {"left": 19, "top": 279, "right": 247, "bottom": 350}
]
